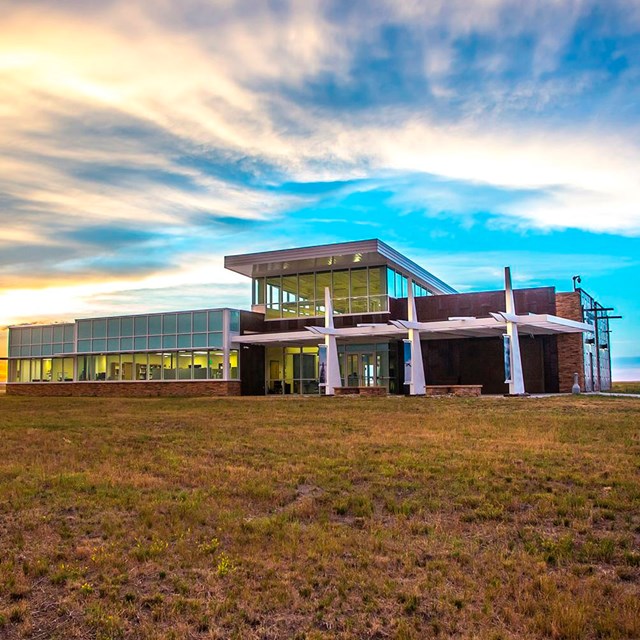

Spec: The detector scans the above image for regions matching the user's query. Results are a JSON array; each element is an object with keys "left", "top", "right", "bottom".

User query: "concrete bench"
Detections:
[
  {"left": 334, "top": 386, "right": 387, "bottom": 397},
  {"left": 424, "top": 385, "right": 482, "bottom": 397}
]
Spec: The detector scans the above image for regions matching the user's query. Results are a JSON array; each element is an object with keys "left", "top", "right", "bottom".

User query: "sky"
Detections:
[{"left": 1, "top": 0, "right": 639, "bottom": 380}]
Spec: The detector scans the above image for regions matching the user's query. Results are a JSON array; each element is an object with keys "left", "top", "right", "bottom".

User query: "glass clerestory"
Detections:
[
  {"left": 253, "top": 266, "right": 429, "bottom": 320},
  {"left": 75, "top": 309, "right": 239, "bottom": 353}
]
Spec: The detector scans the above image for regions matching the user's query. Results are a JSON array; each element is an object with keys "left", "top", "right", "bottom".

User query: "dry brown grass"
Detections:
[
  {"left": 609, "top": 381, "right": 640, "bottom": 394},
  {"left": 0, "top": 394, "right": 638, "bottom": 639}
]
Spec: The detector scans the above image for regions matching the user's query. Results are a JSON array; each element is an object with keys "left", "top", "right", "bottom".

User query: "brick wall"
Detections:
[
  {"left": 7, "top": 381, "right": 241, "bottom": 397},
  {"left": 556, "top": 292, "right": 584, "bottom": 393}
]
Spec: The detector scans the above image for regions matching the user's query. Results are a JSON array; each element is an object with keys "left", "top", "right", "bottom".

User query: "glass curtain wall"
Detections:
[
  {"left": 580, "top": 290, "right": 612, "bottom": 392},
  {"left": 76, "top": 310, "right": 224, "bottom": 354},
  {"left": 266, "top": 346, "right": 319, "bottom": 394},
  {"left": 264, "top": 343, "right": 391, "bottom": 393},
  {"left": 256, "top": 266, "right": 390, "bottom": 319},
  {"left": 338, "top": 343, "right": 391, "bottom": 389},
  {"left": 7, "top": 310, "right": 240, "bottom": 384},
  {"left": 8, "top": 324, "right": 74, "bottom": 358}
]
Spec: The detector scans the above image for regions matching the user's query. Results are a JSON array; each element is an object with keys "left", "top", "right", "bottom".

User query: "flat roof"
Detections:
[
  {"left": 224, "top": 239, "right": 457, "bottom": 295},
  {"left": 7, "top": 308, "right": 244, "bottom": 329}
]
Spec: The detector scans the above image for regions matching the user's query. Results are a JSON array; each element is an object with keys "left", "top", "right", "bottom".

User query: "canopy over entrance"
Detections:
[{"left": 233, "top": 312, "right": 593, "bottom": 346}]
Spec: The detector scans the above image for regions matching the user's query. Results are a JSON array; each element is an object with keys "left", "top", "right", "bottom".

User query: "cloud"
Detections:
[
  {"left": 1, "top": 0, "right": 640, "bottom": 342},
  {"left": 0, "top": 1, "right": 640, "bottom": 262}
]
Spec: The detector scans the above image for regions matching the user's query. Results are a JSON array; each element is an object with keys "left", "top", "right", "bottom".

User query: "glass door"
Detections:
[
  {"left": 361, "top": 353, "right": 375, "bottom": 387},
  {"left": 346, "top": 354, "right": 359, "bottom": 386}
]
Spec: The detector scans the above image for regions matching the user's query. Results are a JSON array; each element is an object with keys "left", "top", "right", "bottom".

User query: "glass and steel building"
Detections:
[
  {"left": 8, "top": 309, "right": 241, "bottom": 391},
  {"left": 6, "top": 239, "right": 612, "bottom": 395}
]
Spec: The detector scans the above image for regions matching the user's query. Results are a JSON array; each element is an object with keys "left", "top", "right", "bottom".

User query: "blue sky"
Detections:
[{"left": 0, "top": 0, "right": 639, "bottom": 379}]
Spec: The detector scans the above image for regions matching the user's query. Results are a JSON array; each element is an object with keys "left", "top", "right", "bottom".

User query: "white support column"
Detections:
[
  {"left": 324, "top": 287, "right": 342, "bottom": 395},
  {"left": 504, "top": 267, "right": 525, "bottom": 395},
  {"left": 407, "top": 279, "right": 426, "bottom": 395}
]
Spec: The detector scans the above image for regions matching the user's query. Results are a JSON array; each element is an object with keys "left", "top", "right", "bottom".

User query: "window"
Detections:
[
  {"left": 93, "top": 319, "right": 107, "bottom": 339},
  {"left": 253, "top": 278, "right": 265, "bottom": 305},
  {"left": 177, "top": 313, "right": 191, "bottom": 334},
  {"left": 134, "top": 316, "right": 147, "bottom": 336},
  {"left": 193, "top": 312, "right": 207, "bottom": 333},
  {"left": 177, "top": 352, "right": 192, "bottom": 380},
  {"left": 107, "top": 318, "right": 120, "bottom": 337}
]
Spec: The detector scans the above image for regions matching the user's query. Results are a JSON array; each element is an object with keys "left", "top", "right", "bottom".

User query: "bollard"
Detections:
[{"left": 571, "top": 373, "right": 581, "bottom": 395}]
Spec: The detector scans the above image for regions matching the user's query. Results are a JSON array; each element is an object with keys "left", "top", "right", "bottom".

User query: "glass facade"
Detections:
[
  {"left": 76, "top": 310, "right": 226, "bottom": 354},
  {"left": 8, "top": 323, "right": 74, "bottom": 358},
  {"left": 253, "top": 266, "right": 429, "bottom": 320},
  {"left": 338, "top": 343, "right": 393, "bottom": 390},
  {"left": 7, "top": 309, "right": 241, "bottom": 384},
  {"left": 580, "top": 290, "right": 612, "bottom": 392},
  {"left": 265, "top": 342, "right": 395, "bottom": 395},
  {"left": 266, "top": 346, "right": 320, "bottom": 394}
]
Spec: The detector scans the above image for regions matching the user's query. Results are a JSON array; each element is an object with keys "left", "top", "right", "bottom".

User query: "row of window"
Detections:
[
  {"left": 8, "top": 350, "right": 240, "bottom": 383},
  {"left": 265, "top": 295, "right": 388, "bottom": 319},
  {"left": 76, "top": 310, "right": 239, "bottom": 340},
  {"left": 253, "top": 267, "right": 385, "bottom": 308},
  {"left": 264, "top": 343, "right": 395, "bottom": 394},
  {"left": 253, "top": 267, "right": 429, "bottom": 319},
  {"left": 9, "top": 358, "right": 75, "bottom": 383},
  {"left": 386, "top": 267, "right": 429, "bottom": 299},
  {"left": 10, "top": 343, "right": 75, "bottom": 358},
  {"left": 77, "top": 351, "right": 239, "bottom": 382},
  {"left": 9, "top": 324, "right": 74, "bottom": 346},
  {"left": 76, "top": 332, "right": 224, "bottom": 353}
]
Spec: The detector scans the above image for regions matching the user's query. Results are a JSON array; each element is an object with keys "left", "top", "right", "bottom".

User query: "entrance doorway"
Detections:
[
  {"left": 345, "top": 352, "right": 377, "bottom": 387},
  {"left": 266, "top": 346, "right": 320, "bottom": 394}
]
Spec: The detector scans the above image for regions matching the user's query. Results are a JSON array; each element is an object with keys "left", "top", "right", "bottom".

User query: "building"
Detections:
[{"left": 5, "top": 239, "right": 612, "bottom": 396}]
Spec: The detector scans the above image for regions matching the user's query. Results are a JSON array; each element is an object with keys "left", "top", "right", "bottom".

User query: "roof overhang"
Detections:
[
  {"left": 224, "top": 239, "right": 457, "bottom": 295},
  {"left": 232, "top": 313, "right": 594, "bottom": 346}
]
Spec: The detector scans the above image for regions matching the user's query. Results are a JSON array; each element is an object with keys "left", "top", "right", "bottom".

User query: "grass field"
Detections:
[
  {"left": 609, "top": 381, "right": 640, "bottom": 394},
  {"left": 0, "top": 395, "right": 638, "bottom": 639}
]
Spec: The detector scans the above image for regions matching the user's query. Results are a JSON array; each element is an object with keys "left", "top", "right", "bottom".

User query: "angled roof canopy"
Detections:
[
  {"left": 232, "top": 312, "right": 594, "bottom": 346},
  {"left": 224, "top": 238, "right": 457, "bottom": 295}
]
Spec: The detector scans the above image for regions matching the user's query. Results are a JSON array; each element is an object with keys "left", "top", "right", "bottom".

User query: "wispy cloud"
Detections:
[{"left": 1, "top": 0, "right": 639, "bottom": 376}]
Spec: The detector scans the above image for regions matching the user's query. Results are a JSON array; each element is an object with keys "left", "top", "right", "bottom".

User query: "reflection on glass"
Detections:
[{"left": 253, "top": 278, "right": 265, "bottom": 305}]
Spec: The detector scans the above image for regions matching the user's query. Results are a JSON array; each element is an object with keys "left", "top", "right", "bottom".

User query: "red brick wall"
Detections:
[
  {"left": 556, "top": 292, "right": 584, "bottom": 393},
  {"left": 6, "top": 381, "right": 241, "bottom": 397}
]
